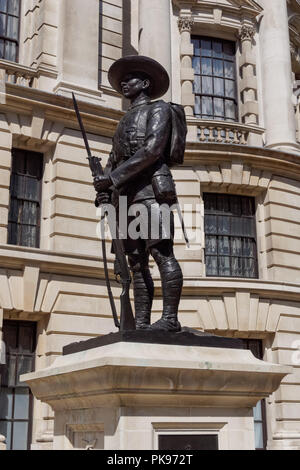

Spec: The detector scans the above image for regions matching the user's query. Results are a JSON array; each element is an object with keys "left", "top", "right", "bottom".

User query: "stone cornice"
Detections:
[
  {"left": 1, "top": 84, "right": 124, "bottom": 137},
  {"left": 184, "top": 142, "right": 300, "bottom": 179}
]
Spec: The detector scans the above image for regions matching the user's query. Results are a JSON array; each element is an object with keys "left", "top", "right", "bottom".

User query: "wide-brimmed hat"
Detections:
[{"left": 108, "top": 55, "right": 170, "bottom": 99}]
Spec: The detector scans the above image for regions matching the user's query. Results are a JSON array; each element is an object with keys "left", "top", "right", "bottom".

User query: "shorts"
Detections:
[{"left": 114, "top": 198, "right": 174, "bottom": 255}]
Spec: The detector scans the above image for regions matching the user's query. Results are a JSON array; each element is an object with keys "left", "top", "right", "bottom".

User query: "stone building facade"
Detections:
[{"left": 0, "top": 0, "right": 300, "bottom": 450}]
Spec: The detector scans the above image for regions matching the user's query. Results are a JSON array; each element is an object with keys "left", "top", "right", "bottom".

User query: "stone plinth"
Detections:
[{"left": 21, "top": 340, "right": 291, "bottom": 450}]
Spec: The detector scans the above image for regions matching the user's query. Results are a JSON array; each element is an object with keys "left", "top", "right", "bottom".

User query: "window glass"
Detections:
[
  {"left": 192, "top": 36, "right": 237, "bottom": 121},
  {"left": 0, "top": 321, "right": 36, "bottom": 450},
  {"left": 0, "top": 0, "right": 20, "bottom": 62},
  {"left": 204, "top": 194, "right": 258, "bottom": 278},
  {"left": 8, "top": 150, "right": 43, "bottom": 248}
]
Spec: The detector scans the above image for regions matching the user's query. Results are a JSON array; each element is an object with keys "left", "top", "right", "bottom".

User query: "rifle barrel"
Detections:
[{"left": 72, "top": 93, "right": 92, "bottom": 158}]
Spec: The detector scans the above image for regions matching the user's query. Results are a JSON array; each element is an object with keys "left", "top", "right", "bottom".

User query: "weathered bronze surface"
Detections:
[{"left": 94, "top": 56, "right": 187, "bottom": 332}]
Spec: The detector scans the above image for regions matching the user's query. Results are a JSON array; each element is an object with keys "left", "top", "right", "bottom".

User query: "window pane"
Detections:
[
  {"left": 214, "top": 78, "right": 224, "bottom": 96},
  {"left": 0, "top": 421, "right": 12, "bottom": 450},
  {"left": 214, "top": 98, "right": 224, "bottom": 118},
  {"left": 19, "top": 326, "right": 35, "bottom": 353},
  {"left": 244, "top": 257, "right": 256, "bottom": 278},
  {"left": 202, "top": 76, "right": 213, "bottom": 94},
  {"left": 218, "top": 236, "right": 230, "bottom": 255},
  {"left": 231, "top": 237, "right": 242, "bottom": 256},
  {"left": 21, "top": 201, "right": 38, "bottom": 225},
  {"left": 219, "top": 257, "right": 231, "bottom": 276},
  {"left": 254, "top": 401, "right": 262, "bottom": 421},
  {"left": 224, "top": 41, "right": 235, "bottom": 59},
  {"left": 254, "top": 422, "right": 264, "bottom": 450},
  {"left": 192, "top": 56, "right": 200, "bottom": 74},
  {"left": 218, "top": 215, "right": 230, "bottom": 235},
  {"left": 20, "top": 225, "right": 37, "bottom": 247},
  {"left": 0, "top": 388, "right": 13, "bottom": 419},
  {"left": 205, "top": 215, "right": 217, "bottom": 234},
  {"left": 243, "top": 238, "right": 255, "bottom": 257},
  {"left": 7, "top": 15, "right": 18, "bottom": 39},
  {"left": 225, "top": 79, "right": 235, "bottom": 98},
  {"left": 224, "top": 61, "right": 235, "bottom": 79},
  {"left": 5, "top": 40, "right": 17, "bottom": 61},
  {"left": 230, "top": 196, "right": 241, "bottom": 215},
  {"left": 195, "top": 95, "right": 201, "bottom": 116},
  {"left": 0, "top": 12, "right": 6, "bottom": 35},
  {"left": 14, "top": 389, "right": 30, "bottom": 419},
  {"left": 232, "top": 257, "right": 243, "bottom": 277},
  {"left": 204, "top": 194, "right": 217, "bottom": 211},
  {"left": 206, "top": 256, "right": 218, "bottom": 276},
  {"left": 192, "top": 38, "right": 200, "bottom": 56},
  {"left": 16, "top": 356, "right": 34, "bottom": 385},
  {"left": 0, "top": 38, "right": 4, "bottom": 56},
  {"left": 217, "top": 195, "right": 230, "bottom": 212},
  {"left": 0, "top": 0, "right": 7, "bottom": 13},
  {"left": 225, "top": 100, "right": 236, "bottom": 120},
  {"left": 12, "top": 421, "right": 28, "bottom": 450},
  {"left": 8, "top": 0, "right": 20, "bottom": 16},
  {"left": 201, "top": 57, "right": 212, "bottom": 75},
  {"left": 194, "top": 75, "right": 201, "bottom": 94},
  {"left": 206, "top": 235, "right": 217, "bottom": 255},
  {"left": 202, "top": 96, "right": 213, "bottom": 116},
  {"left": 7, "top": 354, "right": 17, "bottom": 387},
  {"left": 24, "top": 177, "right": 40, "bottom": 201},
  {"left": 213, "top": 59, "right": 223, "bottom": 77},
  {"left": 212, "top": 40, "right": 223, "bottom": 58},
  {"left": 201, "top": 39, "right": 212, "bottom": 57}
]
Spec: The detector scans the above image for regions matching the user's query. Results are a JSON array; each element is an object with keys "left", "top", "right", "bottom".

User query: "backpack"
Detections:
[{"left": 167, "top": 102, "right": 187, "bottom": 167}]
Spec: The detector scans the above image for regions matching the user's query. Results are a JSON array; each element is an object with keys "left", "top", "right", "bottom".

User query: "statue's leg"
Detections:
[
  {"left": 149, "top": 241, "right": 183, "bottom": 332},
  {"left": 128, "top": 252, "right": 154, "bottom": 330}
]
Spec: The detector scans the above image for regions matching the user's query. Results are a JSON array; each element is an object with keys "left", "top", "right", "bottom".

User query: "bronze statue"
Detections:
[{"left": 93, "top": 56, "right": 187, "bottom": 332}]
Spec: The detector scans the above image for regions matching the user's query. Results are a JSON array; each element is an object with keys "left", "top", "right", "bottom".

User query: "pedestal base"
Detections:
[{"left": 21, "top": 339, "right": 291, "bottom": 450}]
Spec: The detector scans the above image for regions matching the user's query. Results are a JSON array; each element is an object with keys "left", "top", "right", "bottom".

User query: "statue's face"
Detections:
[{"left": 120, "top": 73, "right": 150, "bottom": 99}]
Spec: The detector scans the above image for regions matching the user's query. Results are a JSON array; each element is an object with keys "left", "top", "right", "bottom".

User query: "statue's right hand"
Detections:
[{"left": 95, "top": 192, "right": 111, "bottom": 207}]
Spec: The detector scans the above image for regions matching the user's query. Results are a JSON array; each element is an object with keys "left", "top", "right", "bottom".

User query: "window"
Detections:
[
  {"left": 204, "top": 193, "right": 258, "bottom": 278},
  {"left": 192, "top": 36, "right": 238, "bottom": 121},
  {"left": 0, "top": 321, "right": 36, "bottom": 450},
  {"left": 8, "top": 149, "right": 43, "bottom": 248},
  {"left": 0, "top": 0, "right": 21, "bottom": 62},
  {"left": 98, "top": 0, "right": 102, "bottom": 86},
  {"left": 241, "top": 339, "right": 267, "bottom": 450}
]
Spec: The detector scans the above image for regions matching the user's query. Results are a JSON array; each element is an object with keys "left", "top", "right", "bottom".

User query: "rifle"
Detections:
[{"left": 72, "top": 93, "right": 136, "bottom": 331}]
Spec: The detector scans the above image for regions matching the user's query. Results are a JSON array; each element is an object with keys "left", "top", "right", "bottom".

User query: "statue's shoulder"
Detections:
[{"left": 148, "top": 99, "right": 171, "bottom": 114}]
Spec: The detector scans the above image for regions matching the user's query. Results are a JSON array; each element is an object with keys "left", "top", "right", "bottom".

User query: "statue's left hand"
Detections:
[{"left": 93, "top": 175, "right": 112, "bottom": 193}]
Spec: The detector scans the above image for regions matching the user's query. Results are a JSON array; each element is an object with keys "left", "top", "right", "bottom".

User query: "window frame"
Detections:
[
  {"left": 7, "top": 148, "right": 43, "bottom": 249},
  {"left": 0, "top": 320, "right": 36, "bottom": 451},
  {"left": 0, "top": 0, "right": 22, "bottom": 63},
  {"left": 191, "top": 35, "right": 238, "bottom": 122},
  {"left": 203, "top": 193, "right": 259, "bottom": 279},
  {"left": 241, "top": 339, "right": 268, "bottom": 450}
]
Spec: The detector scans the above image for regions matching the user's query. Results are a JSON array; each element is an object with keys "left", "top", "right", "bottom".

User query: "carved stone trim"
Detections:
[
  {"left": 238, "top": 25, "right": 255, "bottom": 42},
  {"left": 178, "top": 17, "right": 194, "bottom": 33}
]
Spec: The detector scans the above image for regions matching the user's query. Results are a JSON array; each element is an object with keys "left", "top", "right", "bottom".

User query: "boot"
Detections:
[
  {"left": 150, "top": 258, "right": 183, "bottom": 332},
  {"left": 132, "top": 269, "right": 154, "bottom": 330}
]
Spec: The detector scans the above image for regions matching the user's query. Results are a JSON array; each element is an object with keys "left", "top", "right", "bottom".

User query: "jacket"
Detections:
[{"left": 104, "top": 97, "right": 174, "bottom": 206}]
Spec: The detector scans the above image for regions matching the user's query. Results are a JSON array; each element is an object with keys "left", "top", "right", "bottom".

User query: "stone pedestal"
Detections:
[{"left": 21, "top": 334, "right": 291, "bottom": 451}]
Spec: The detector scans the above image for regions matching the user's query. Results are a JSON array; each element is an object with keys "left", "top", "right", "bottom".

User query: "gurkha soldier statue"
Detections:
[{"left": 93, "top": 56, "right": 187, "bottom": 333}]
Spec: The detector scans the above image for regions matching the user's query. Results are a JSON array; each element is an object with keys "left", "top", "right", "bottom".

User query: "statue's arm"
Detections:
[{"left": 109, "top": 102, "right": 171, "bottom": 189}]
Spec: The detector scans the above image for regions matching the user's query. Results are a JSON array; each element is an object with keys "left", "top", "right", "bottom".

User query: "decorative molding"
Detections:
[
  {"left": 178, "top": 17, "right": 194, "bottom": 33},
  {"left": 238, "top": 24, "right": 256, "bottom": 41}
]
